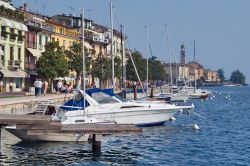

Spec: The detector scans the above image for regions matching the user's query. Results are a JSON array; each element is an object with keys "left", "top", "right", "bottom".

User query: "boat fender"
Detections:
[
  {"left": 179, "top": 109, "right": 183, "bottom": 112},
  {"left": 170, "top": 117, "right": 176, "bottom": 121},
  {"left": 192, "top": 123, "right": 200, "bottom": 131}
]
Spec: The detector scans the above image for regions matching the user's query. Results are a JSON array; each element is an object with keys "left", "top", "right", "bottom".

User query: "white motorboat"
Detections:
[
  {"left": 189, "top": 89, "right": 211, "bottom": 99},
  {"left": 153, "top": 91, "right": 190, "bottom": 102},
  {"left": 60, "top": 89, "right": 194, "bottom": 126}
]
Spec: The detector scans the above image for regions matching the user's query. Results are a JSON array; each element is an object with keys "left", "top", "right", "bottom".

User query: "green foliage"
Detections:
[
  {"left": 0, "top": 5, "right": 25, "bottom": 22},
  {"left": 217, "top": 68, "right": 225, "bottom": 82},
  {"left": 148, "top": 56, "right": 166, "bottom": 81},
  {"left": 37, "top": 41, "right": 69, "bottom": 80},
  {"left": 230, "top": 70, "right": 246, "bottom": 84},
  {"left": 65, "top": 43, "right": 91, "bottom": 79},
  {"left": 114, "top": 56, "right": 122, "bottom": 79},
  {"left": 91, "top": 54, "right": 111, "bottom": 88},
  {"left": 126, "top": 50, "right": 146, "bottom": 81},
  {"left": 126, "top": 50, "right": 166, "bottom": 81}
]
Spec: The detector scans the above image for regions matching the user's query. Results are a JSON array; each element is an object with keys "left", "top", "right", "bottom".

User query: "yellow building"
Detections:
[{"left": 46, "top": 20, "right": 79, "bottom": 50}]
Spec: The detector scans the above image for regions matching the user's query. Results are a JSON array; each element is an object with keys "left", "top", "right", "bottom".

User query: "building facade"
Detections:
[{"left": 0, "top": 1, "right": 28, "bottom": 92}]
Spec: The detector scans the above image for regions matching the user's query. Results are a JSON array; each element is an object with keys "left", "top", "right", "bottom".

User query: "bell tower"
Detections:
[{"left": 180, "top": 44, "right": 185, "bottom": 64}]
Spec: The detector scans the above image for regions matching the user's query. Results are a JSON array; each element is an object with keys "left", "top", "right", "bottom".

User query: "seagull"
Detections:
[{"left": 192, "top": 123, "right": 200, "bottom": 131}]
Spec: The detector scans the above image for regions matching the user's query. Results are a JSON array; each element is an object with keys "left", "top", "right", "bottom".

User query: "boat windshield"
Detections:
[
  {"left": 91, "top": 92, "right": 119, "bottom": 104},
  {"left": 114, "top": 95, "right": 128, "bottom": 102}
]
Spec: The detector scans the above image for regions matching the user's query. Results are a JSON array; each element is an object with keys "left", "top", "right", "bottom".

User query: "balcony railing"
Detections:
[
  {"left": 8, "top": 60, "right": 22, "bottom": 70},
  {"left": 0, "top": 5, "right": 25, "bottom": 22},
  {"left": 42, "top": 25, "right": 54, "bottom": 32}
]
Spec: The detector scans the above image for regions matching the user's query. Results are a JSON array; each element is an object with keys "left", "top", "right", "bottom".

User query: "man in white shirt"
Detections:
[
  {"left": 37, "top": 79, "right": 43, "bottom": 96},
  {"left": 57, "top": 80, "right": 63, "bottom": 94}
]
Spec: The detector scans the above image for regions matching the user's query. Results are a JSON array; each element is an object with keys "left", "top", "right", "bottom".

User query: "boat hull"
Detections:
[
  {"left": 65, "top": 107, "right": 179, "bottom": 126},
  {"left": 5, "top": 127, "right": 89, "bottom": 142}
]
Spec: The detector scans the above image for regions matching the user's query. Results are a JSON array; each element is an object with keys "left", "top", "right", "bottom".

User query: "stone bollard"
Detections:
[
  {"left": 133, "top": 86, "right": 137, "bottom": 100},
  {"left": 150, "top": 87, "right": 154, "bottom": 98}
]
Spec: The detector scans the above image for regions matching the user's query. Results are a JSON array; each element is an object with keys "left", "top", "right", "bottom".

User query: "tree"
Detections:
[
  {"left": 37, "top": 41, "right": 69, "bottom": 91},
  {"left": 114, "top": 56, "right": 122, "bottom": 79},
  {"left": 230, "top": 70, "right": 246, "bottom": 84},
  {"left": 217, "top": 68, "right": 225, "bottom": 83},
  {"left": 65, "top": 43, "right": 91, "bottom": 82},
  {"left": 126, "top": 50, "right": 147, "bottom": 81},
  {"left": 148, "top": 56, "right": 166, "bottom": 81},
  {"left": 91, "top": 54, "right": 111, "bottom": 88}
]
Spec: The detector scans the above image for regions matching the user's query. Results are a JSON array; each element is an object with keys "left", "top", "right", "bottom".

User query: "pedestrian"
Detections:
[
  {"left": 0, "top": 80, "right": 3, "bottom": 92},
  {"left": 37, "top": 78, "right": 43, "bottom": 96},
  {"left": 9, "top": 81, "right": 13, "bottom": 92},
  {"left": 68, "top": 82, "right": 73, "bottom": 93},
  {"left": 57, "top": 79, "right": 63, "bottom": 94},
  {"left": 43, "top": 80, "right": 48, "bottom": 96},
  {"left": 34, "top": 78, "right": 39, "bottom": 96}
]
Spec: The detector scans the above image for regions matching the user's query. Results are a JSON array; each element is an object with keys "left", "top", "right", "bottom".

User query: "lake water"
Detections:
[{"left": 0, "top": 86, "right": 250, "bottom": 165}]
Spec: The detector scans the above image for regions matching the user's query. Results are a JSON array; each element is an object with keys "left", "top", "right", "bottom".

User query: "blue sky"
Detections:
[{"left": 13, "top": 0, "right": 250, "bottom": 82}]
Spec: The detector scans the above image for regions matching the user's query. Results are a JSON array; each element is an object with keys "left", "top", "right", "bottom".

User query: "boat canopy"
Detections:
[{"left": 60, "top": 88, "right": 117, "bottom": 111}]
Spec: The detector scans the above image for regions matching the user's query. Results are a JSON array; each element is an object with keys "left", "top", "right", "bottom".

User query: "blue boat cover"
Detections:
[{"left": 60, "top": 88, "right": 115, "bottom": 111}]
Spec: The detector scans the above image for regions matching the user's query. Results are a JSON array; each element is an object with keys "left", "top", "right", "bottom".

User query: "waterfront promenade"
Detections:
[
  {"left": 0, "top": 93, "right": 74, "bottom": 114},
  {"left": 0, "top": 93, "right": 73, "bottom": 106}
]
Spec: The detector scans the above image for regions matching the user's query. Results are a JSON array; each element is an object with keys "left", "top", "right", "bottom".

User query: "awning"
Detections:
[
  {"left": 85, "top": 28, "right": 100, "bottom": 34},
  {"left": 84, "top": 42, "right": 93, "bottom": 49},
  {"left": 27, "top": 48, "right": 42, "bottom": 58},
  {"left": 0, "top": 1, "right": 16, "bottom": 10},
  {"left": 0, "top": 17, "right": 28, "bottom": 32},
  {"left": 0, "top": 69, "right": 28, "bottom": 78}
]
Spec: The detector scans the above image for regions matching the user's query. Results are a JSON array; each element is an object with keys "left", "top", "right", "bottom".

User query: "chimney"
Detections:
[{"left": 23, "top": 3, "right": 28, "bottom": 12}]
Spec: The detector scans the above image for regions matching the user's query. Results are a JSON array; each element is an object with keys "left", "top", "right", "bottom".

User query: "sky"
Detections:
[{"left": 12, "top": 0, "right": 250, "bottom": 82}]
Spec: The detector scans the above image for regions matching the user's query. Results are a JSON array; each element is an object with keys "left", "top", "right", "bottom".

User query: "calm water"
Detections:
[{"left": 0, "top": 86, "right": 250, "bottom": 166}]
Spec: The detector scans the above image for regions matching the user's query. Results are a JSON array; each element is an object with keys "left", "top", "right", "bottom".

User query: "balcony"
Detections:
[
  {"left": 27, "top": 41, "right": 37, "bottom": 49},
  {"left": 8, "top": 60, "right": 21, "bottom": 70},
  {"left": 0, "top": 5, "right": 25, "bottom": 22},
  {"left": 42, "top": 25, "right": 54, "bottom": 32},
  {"left": 84, "top": 34, "right": 109, "bottom": 45}
]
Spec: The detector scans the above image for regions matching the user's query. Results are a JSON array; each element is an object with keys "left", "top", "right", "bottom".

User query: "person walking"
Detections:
[
  {"left": 34, "top": 78, "right": 39, "bottom": 96},
  {"left": 37, "top": 78, "right": 43, "bottom": 96},
  {"left": 0, "top": 80, "right": 3, "bottom": 92},
  {"left": 9, "top": 81, "right": 13, "bottom": 93},
  {"left": 57, "top": 79, "right": 63, "bottom": 94},
  {"left": 43, "top": 80, "right": 48, "bottom": 96}
]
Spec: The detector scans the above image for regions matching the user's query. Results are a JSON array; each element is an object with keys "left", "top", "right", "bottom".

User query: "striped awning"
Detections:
[
  {"left": 0, "top": 1, "right": 16, "bottom": 10},
  {"left": 0, "top": 17, "right": 28, "bottom": 32},
  {"left": 0, "top": 69, "right": 28, "bottom": 78},
  {"left": 27, "top": 48, "right": 42, "bottom": 58},
  {"left": 84, "top": 42, "right": 93, "bottom": 49}
]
